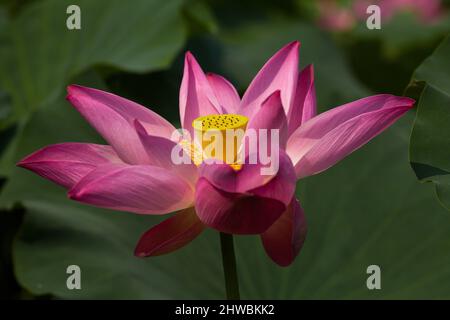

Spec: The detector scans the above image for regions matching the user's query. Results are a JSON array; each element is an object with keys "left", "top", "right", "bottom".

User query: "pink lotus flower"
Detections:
[
  {"left": 318, "top": 0, "right": 444, "bottom": 31},
  {"left": 354, "top": 0, "right": 444, "bottom": 24},
  {"left": 317, "top": 0, "right": 357, "bottom": 31},
  {"left": 18, "top": 41, "right": 414, "bottom": 267}
]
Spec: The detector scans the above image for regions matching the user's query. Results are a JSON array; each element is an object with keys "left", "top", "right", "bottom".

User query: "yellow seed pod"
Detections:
[{"left": 192, "top": 114, "right": 248, "bottom": 165}]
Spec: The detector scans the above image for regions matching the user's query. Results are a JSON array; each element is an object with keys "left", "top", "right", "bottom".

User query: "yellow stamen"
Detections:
[
  {"left": 191, "top": 114, "right": 248, "bottom": 168},
  {"left": 179, "top": 139, "right": 203, "bottom": 166}
]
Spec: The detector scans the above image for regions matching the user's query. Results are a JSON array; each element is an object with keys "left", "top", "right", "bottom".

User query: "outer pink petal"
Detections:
[
  {"left": 179, "top": 52, "right": 222, "bottom": 135},
  {"left": 67, "top": 85, "right": 176, "bottom": 139},
  {"left": 195, "top": 150, "right": 296, "bottom": 234},
  {"left": 287, "top": 65, "right": 317, "bottom": 136},
  {"left": 195, "top": 179, "right": 285, "bottom": 234},
  {"left": 240, "top": 41, "right": 299, "bottom": 117},
  {"left": 287, "top": 95, "right": 415, "bottom": 178},
  {"left": 17, "top": 143, "right": 122, "bottom": 189},
  {"left": 134, "top": 120, "right": 198, "bottom": 186},
  {"left": 248, "top": 152, "right": 296, "bottom": 208},
  {"left": 261, "top": 197, "right": 307, "bottom": 267},
  {"left": 206, "top": 73, "right": 240, "bottom": 114},
  {"left": 67, "top": 85, "right": 176, "bottom": 164},
  {"left": 199, "top": 150, "right": 295, "bottom": 197},
  {"left": 134, "top": 207, "right": 205, "bottom": 257},
  {"left": 245, "top": 90, "right": 288, "bottom": 150},
  {"left": 198, "top": 162, "right": 269, "bottom": 195},
  {"left": 68, "top": 164, "right": 194, "bottom": 215}
]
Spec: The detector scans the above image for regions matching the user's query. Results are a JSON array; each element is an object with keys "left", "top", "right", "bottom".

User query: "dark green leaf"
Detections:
[{"left": 409, "top": 35, "right": 450, "bottom": 211}]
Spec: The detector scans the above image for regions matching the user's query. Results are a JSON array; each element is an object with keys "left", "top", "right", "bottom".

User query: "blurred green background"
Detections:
[{"left": 0, "top": 0, "right": 450, "bottom": 299}]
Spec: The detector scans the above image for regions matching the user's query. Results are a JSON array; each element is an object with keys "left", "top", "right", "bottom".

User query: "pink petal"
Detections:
[
  {"left": 261, "top": 198, "right": 307, "bottom": 267},
  {"left": 195, "top": 150, "right": 296, "bottom": 234},
  {"left": 68, "top": 164, "right": 194, "bottom": 215},
  {"left": 198, "top": 162, "right": 270, "bottom": 195},
  {"left": 134, "top": 120, "right": 198, "bottom": 186},
  {"left": 287, "top": 65, "right": 317, "bottom": 136},
  {"left": 67, "top": 85, "right": 176, "bottom": 138},
  {"left": 17, "top": 143, "right": 122, "bottom": 189},
  {"left": 287, "top": 95, "right": 415, "bottom": 178},
  {"left": 245, "top": 90, "right": 288, "bottom": 150},
  {"left": 199, "top": 149, "right": 295, "bottom": 197},
  {"left": 67, "top": 85, "right": 177, "bottom": 164},
  {"left": 134, "top": 207, "right": 205, "bottom": 257},
  {"left": 248, "top": 153, "right": 296, "bottom": 208},
  {"left": 195, "top": 178, "right": 285, "bottom": 234},
  {"left": 240, "top": 41, "right": 300, "bottom": 117},
  {"left": 207, "top": 73, "right": 240, "bottom": 114},
  {"left": 179, "top": 52, "right": 222, "bottom": 135}
]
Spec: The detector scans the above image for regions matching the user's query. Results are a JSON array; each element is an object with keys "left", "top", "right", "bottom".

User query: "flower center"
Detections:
[
  {"left": 192, "top": 114, "right": 248, "bottom": 131},
  {"left": 191, "top": 114, "right": 248, "bottom": 168}
]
